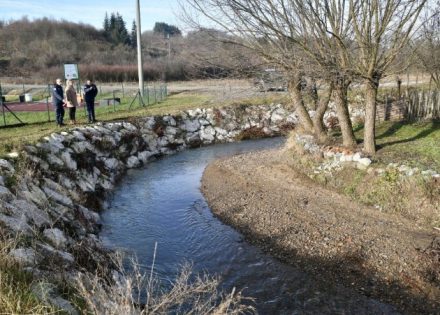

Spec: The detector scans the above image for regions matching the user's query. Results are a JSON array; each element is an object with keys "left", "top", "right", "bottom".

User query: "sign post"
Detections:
[{"left": 64, "top": 64, "right": 79, "bottom": 80}]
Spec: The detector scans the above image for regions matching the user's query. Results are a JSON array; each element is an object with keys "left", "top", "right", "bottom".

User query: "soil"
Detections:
[{"left": 201, "top": 147, "right": 440, "bottom": 315}]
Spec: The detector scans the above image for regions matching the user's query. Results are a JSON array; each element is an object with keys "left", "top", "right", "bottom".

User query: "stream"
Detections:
[{"left": 100, "top": 138, "right": 400, "bottom": 314}]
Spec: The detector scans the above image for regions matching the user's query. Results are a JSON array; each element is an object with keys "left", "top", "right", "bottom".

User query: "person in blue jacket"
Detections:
[
  {"left": 83, "top": 79, "right": 98, "bottom": 123},
  {"left": 52, "top": 78, "right": 66, "bottom": 126}
]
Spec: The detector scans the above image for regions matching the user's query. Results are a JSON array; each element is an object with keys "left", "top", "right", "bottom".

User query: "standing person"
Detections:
[
  {"left": 83, "top": 79, "right": 98, "bottom": 123},
  {"left": 65, "top": 80, "right": 79, "bottom": 124},
  {"left": 52, "top": 78, "right": 66, "bottom": 127}
]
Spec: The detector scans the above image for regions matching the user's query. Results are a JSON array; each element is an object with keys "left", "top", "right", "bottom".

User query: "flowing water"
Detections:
[{"left": 100, "top": 138, "right": 400, "bottom": 314}]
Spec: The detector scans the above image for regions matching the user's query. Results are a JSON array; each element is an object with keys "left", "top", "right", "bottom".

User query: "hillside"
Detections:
[{"left": 0, "top": 18, "right": 256, "bottom": 83}]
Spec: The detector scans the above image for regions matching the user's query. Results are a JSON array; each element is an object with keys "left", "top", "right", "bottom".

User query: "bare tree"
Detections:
[
  {"left": 416, "top": 1, "right": 440, "bottom": 90},
  {"left": 181, "top": 0, "right": 361, "bottom": 146},
  {"left": 348, "top": 0, "right": 427, "bottom": 154}
]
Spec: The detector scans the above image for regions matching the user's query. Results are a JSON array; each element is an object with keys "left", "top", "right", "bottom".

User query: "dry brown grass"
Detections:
[
  {"left": 0, "top": 234, "right": 59, "bottom": 314},
  {"left": 75, "top": 253, "right": 255, "bottom": 315}
]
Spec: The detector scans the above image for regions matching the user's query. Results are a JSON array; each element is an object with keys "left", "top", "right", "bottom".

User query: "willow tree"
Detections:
[
  {"left": 181, "top": 0, "right": 342, "bottom": 141},
  {"left": 289, "top": 0, "right": 358, "bottom": 147},
  {"left": 348, "top": 0, "right": 427, "bottom": 154}
]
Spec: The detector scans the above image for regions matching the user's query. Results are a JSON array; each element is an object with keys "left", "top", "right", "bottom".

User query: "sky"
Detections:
[{"left": 0, "top": 0, "right": 183, "bottom": 32}]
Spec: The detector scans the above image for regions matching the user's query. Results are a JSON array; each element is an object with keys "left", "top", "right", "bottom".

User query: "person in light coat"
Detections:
[{"left": 65, "top": 80, "right": 79, "bottom": 124}]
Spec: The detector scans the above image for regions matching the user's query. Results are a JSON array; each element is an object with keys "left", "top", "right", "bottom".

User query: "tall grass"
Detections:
[
  {"left": 0, "top": 235, "right": 58, "bottom": 314},
  {"left": 75, "top": 254, "right": 255, "bottom": 315}
]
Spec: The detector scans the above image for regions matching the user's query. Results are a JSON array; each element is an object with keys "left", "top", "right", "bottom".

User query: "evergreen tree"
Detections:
[
  {"left": 103, "top": 12, "right": 131, "bottom": 46},
  {"left": 153, "top": 22, "right": 181, "bottom": 37},
  {"left": 115, "top": 13, "right": 130, "bottom": 45},
  {"left": 103, "top": 12, "right": 109, "bottom": 33},
  {"left": 131, "top": 20, "right": 137, "bottom": 49}
]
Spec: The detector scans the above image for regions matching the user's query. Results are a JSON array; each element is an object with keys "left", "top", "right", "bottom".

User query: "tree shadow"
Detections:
[
  {"left": 375, "top": 122, "right": 405, "bottom": 140},
  {"left": 376, "top": 121, "right": 439, "bottom": 150},
  {"left": 221, "top": 218, "right": 439, "bottom": 315}
]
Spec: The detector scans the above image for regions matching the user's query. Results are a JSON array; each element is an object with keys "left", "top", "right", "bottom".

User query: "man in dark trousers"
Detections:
[
  {"left": 83, "top": 79, "right": 98, "bottom": 123},
  {"left": 52, "top": 78, "right": 66, "bottom": 126}
]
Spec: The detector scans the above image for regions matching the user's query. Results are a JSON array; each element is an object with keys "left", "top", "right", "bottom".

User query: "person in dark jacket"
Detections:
[
  {"left": 83, "top": 79, "right": 98, "bottom": 123},
  {"left": 52, "top": 78, "right": 66, "bottom": 126}
]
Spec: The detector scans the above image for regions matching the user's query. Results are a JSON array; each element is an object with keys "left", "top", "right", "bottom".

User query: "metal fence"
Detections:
[{"left": 0, "top": 83, "right": 168, "bottom": 127}]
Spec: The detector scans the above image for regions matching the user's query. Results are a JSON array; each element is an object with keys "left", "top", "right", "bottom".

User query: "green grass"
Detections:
[
  {"left": 0, "top": 91, "right": 280, "bottom": 156},
  {"left": 354, "top": 120, "right": 440, "bottom": 170}
]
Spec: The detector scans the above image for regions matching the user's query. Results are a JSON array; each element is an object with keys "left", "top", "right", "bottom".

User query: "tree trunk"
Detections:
[
  {"left": 288, "top": 75, "right": 314, "bottom": 133},
  {"left": 312, "top": 83, "right": 333, "bottom": 141},
  {"left": 333, "top": 83, "right": 357, "bottom": 148},
  {"left": 363, "top": 79, "right": 379, "bottom": 155}
]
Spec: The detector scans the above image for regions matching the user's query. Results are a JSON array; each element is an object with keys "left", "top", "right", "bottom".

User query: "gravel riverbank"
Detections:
[{"left": 201, "top": 148, "right": 440, "bottom": 314}]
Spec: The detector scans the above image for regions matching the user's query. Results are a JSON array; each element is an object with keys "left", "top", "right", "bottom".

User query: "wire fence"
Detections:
[{"left": 0, "top": 83, "right": 167, "bottom": 127}]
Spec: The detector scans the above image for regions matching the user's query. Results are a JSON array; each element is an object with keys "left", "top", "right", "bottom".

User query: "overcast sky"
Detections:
[{"left": 0, "top": 0, "right": 183, "bottom": 31}]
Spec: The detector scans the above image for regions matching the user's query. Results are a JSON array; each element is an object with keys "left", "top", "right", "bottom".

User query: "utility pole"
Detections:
[{"left": 136, "top": 0, "right": 144, "bottom": 97}]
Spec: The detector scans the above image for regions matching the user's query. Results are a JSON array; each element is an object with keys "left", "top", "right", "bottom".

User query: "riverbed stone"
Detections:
[{"left": 0, "top": 159, "right": 15, "bottom": 173}]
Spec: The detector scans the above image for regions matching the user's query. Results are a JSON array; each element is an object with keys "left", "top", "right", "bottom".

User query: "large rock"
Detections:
[
  {"left": 60, "top": 151, "right": 77, "bottom": 171},
  {"left": 47, "top": 154, "right": 64, "bottom": 168},
  {"left": 357, "top": 158, "right": 372, "bottom": 170},
  {"left": 0, "top": 185, "right": 13, "bottom": 201},
  {"left": 126, "top": 156, "right": 141, "bottom": 169},
  {"left": 43, "top": 186, "right": 74, "bottom": 208},
  {"left": 183, "top": 119, "right": 201, "bottom": 133},
  {"left": 9, "top": 248, "right": 38, "bottom": 266},
  {"left": 137, "top": 151, "right": 154, "bottom": 164},
  {"left": 38, "top": 243, "right": 75, "bottom": 267},
  {"left": 71, "top": 141, "right": 95, "bottom": 154},
  {"left": 200, "top": 126, "right": 215, "bottom": 143},
  {"left": 32, "top": 282, "right": 79, "bottom": 315},
  {"left": 76, "top": 171, "right": 98, "bottom": 193},
  {"left": 163, "top": 115, "right": 177, "bottom": 126},
  {"left": 0, "top": 159, "right": 15, "bottom": 173},
  {"left": 9, "top": 199, "right": 51, "bottom": 228},
  {"left": 19, "top": 183, "right": 48, "bottom": 208},
  {"left": 43, "top": 228, "right": 68, "bottom": 249},
  {"left": 0, "top": 213, "right": 32, "bottom": 235}
]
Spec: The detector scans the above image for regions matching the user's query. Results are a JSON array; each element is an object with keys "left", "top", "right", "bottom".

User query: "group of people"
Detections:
[{"left": 52, "top": 78, "right": 98, "bottom": 126}]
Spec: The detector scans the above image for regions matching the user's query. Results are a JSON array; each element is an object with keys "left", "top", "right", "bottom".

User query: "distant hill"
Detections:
[{"left": 0, "top": 17, "right": 257, "bottom": 83}]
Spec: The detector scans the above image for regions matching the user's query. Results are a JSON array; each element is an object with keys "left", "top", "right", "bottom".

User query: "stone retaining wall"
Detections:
[{"left": 0, "top": 104, "right": 296, "bottom": 313}]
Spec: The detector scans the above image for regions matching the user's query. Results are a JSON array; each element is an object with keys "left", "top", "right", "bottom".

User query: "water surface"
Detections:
[{"left": 101, "top": 138, "right": 399, "bottom": 314}]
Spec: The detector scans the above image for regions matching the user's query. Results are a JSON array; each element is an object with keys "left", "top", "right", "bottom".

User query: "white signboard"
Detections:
[{"left": 64, "top": 64, "right": 79, "bottom": 80}]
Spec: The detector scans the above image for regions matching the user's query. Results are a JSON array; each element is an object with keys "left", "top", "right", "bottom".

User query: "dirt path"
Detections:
[{"left": 201, "top": 148, "right": 440, "bottom": 314}]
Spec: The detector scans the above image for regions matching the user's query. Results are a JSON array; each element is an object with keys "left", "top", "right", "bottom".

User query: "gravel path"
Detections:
[{"left": 201, "top": 148, "right": 440, "bottom": 314}]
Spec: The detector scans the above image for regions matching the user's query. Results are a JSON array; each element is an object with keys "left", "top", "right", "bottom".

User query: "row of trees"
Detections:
[
  {"left": 103, "top": 13, "right": 184, "bottom": 48},
  {"left": 183, "top": 0, "right": 438, "bottom": 154},
  {"left": 0, "top": 15, "right": 254, "bottom": 81}
]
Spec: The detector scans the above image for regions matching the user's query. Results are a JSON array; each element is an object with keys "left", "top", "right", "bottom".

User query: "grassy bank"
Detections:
[
  {"left": 299, "top": 120, "right": 440, "bottom": 227},
  {"left": 0, "top": 91, "right": 287, "bottom": 156}
]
